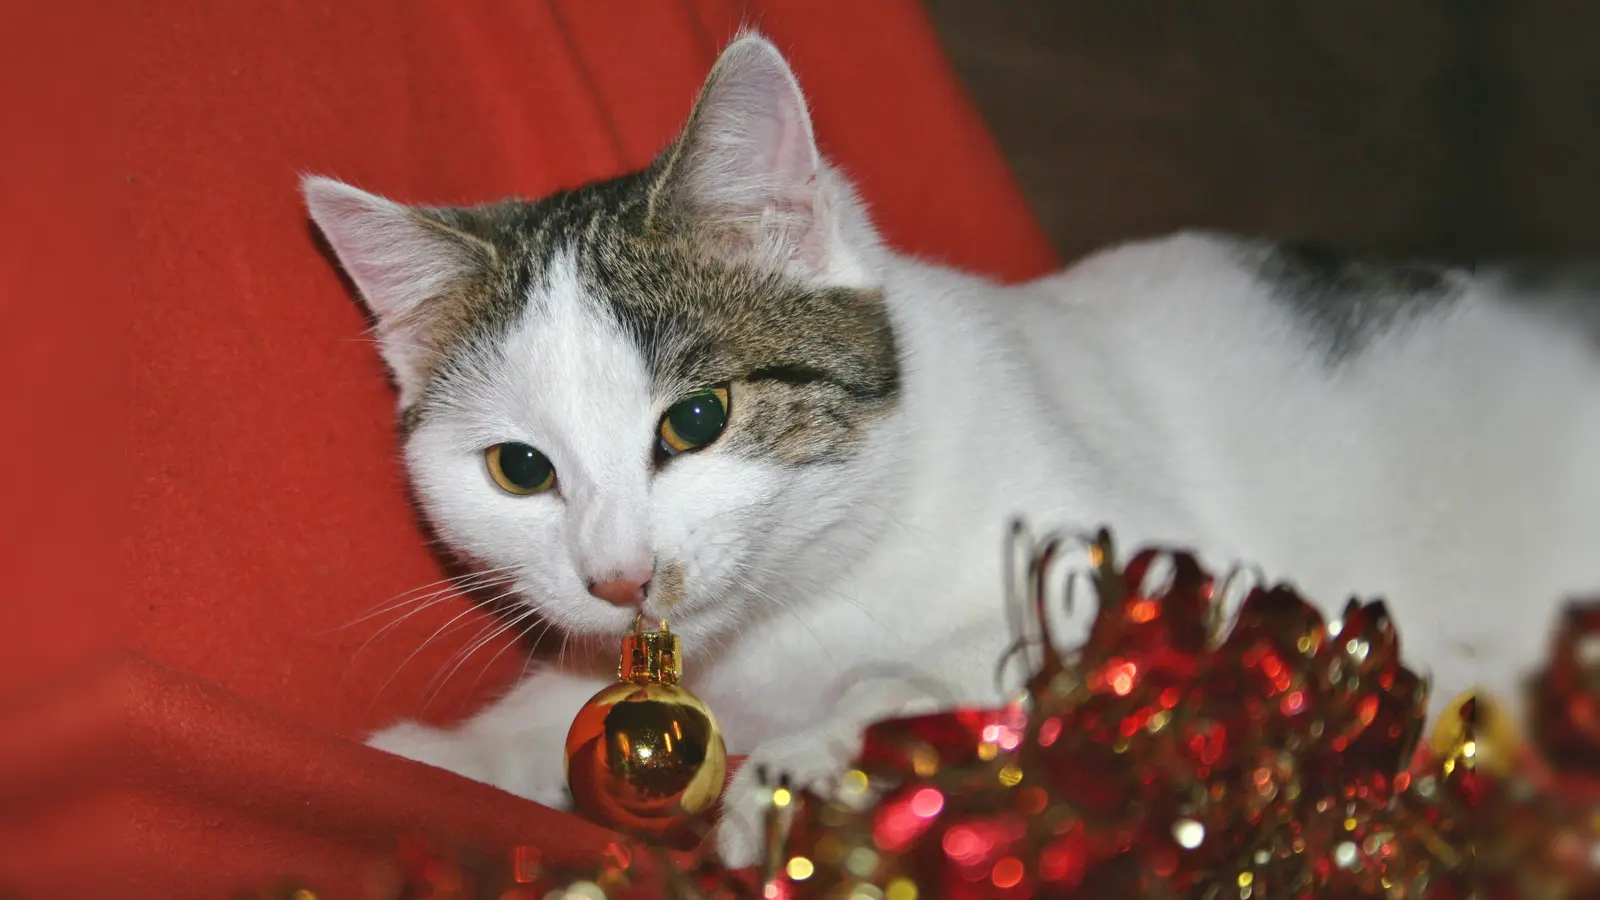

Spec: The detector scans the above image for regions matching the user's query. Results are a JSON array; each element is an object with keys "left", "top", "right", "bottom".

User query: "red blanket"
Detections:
[{"left": 2, "top": 2, "right": 1056, "bottom": 897}]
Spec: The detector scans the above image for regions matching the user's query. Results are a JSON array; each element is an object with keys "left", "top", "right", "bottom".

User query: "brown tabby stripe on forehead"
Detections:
[
  {"left": 406, "top": 169, "right": 662, "bottom": 354},
  {"left": 398, "top": 169, "right": 663, "bottom": 426},
  {"left": 405, "top": 165, "right": 901, "bottom": 465}
]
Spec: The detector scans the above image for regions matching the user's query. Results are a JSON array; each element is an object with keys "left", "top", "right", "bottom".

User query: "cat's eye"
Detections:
[
  {"left": 485, "top": 442, "right": 556, "bottom": 495},
  {"left": 659, "top": 385, "right": 730, "bottom": 456}
]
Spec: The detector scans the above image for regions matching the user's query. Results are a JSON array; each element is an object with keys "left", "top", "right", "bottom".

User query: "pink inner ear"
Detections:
[
  {"left": 665, "top": 37, "right": 860, "bottom": 276},
  {"left": 769, "top": 106, "right": 819, "bottom": 210},
  {"left": 751, "top": 75, "right": 817, "bottom": 188}
]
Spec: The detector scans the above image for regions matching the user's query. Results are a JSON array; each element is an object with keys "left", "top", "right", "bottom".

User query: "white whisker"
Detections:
[
  {"left": 732, "top": 574, "right": 842, "bottom": 675},
  {"left": 734, "top": 559, "right": 897, "bottom": 637},
  {"left": 369, "top": 585, "right": 522, "bottom": 706},
  {"left": 509, "top": 616, "right": 562, "bottom": 692},
  {"left": 331, "top": 566, "right": 519, "bottom": 633},
  {"left": 423, "top": 605, "right": 542, "bottom": 705},
  {"left": 345, "top": 571, "right": 521, "bottom": 666}
]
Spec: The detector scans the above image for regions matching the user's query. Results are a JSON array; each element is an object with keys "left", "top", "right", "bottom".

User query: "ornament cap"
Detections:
[{"left": 619, "top": 615, "right": 681, "bottom": 685}]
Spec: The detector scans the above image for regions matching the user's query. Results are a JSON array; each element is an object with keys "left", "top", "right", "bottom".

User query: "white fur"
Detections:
[{"left": 327, "top": 36, "right": 1600, "bottom": 867}]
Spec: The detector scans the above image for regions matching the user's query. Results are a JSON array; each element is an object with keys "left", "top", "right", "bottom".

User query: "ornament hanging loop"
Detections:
[{"left": 620, "top": 613, "right": 682, "bottom": 685}]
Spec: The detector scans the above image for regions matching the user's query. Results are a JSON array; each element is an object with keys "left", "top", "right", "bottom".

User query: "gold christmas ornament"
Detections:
[
  {"left": 1428, "top": 688, "right": 1524, "bottom": 776},
  {"left": 564, "top": 615, "right": 727, "bottom": 843}
]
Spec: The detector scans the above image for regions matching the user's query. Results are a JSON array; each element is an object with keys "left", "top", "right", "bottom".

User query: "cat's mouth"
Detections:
[
  {"left": 528, "top": 562, "right": 703, "bottom": 637},
  {"left": 644, "top": 563, "right": 690, "bottom": 615}
]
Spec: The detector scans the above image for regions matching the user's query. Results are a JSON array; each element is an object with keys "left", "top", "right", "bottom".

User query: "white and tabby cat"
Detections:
[{"left": 304, "top": 34, "right": 1600, "bottom": 865}]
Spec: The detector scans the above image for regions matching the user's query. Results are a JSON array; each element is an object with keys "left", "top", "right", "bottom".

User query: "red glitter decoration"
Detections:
[
  {"left": 1534, "top": 602, "right": 1600, "bottom": 775},
  {"left": 766, "top": 525, "right": 1600, "bottom": 899},
  {"left": 251, "top": 526, "right": 1600, "bottom": 899}
]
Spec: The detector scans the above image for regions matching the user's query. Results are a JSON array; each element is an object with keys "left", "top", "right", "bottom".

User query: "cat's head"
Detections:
[{"left": 304, "top": 35, "right": 904, "bottom": 643}]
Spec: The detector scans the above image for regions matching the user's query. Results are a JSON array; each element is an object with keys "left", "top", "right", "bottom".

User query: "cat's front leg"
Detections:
[
  {"left": 715, "top": 682, "right": 951, "bottom": 867},
  {"left": 366, "top": 666, "right": 610, "bottom": 810}
]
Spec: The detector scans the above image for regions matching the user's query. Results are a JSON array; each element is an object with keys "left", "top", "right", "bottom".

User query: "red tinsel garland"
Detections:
[{"left": 257, "top": 526, "right": 1600, "bottom": 900}]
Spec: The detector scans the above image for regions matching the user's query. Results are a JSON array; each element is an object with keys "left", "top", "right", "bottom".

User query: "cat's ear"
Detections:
[
  {"left": 302, "top": 176, "right": 496, "bottom": 405},
  {"left": 655, "top": 34, "right": 871, "bottom": 285}
]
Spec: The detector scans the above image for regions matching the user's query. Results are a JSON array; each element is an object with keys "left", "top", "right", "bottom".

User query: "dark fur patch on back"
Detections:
[
  {"left": 1248, "top": 239, "right": 1462, "bottom": 364},
  {"left": 405, "top": 164, "right": 900, "bottom": 465}
]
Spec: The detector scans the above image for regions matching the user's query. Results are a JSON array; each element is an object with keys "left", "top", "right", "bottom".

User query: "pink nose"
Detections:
[{"left": 587, "top": 575, "right": 650, "bottom": 608}]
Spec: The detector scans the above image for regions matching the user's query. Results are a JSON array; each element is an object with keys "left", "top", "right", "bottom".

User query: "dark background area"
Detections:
[{"left": 923, "top": 1, "right": 1598, "bottom": 265}]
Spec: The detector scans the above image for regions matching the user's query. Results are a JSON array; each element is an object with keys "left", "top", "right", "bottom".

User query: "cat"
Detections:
[{"left": 303, "top": 33, "right": 1600, "bottom": 867}]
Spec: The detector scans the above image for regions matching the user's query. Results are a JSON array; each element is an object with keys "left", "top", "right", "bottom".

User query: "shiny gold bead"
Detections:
[{"left": 564, "top": 618, "right": 727, "bottom": 842}]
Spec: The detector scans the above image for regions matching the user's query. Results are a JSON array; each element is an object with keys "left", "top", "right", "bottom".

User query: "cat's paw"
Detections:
[
  {"left": 715, "top": 726, "right": 859, "bottom": 868},
  {"left": 366, "top": 719, "right": 571, "bottom": 810},
  {"left": 367, "top": 719, "right": 491, "bottom": 780}
]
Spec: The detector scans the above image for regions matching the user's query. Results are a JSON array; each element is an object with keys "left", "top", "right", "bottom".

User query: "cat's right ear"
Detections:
[
  {"left": 650, "top": 34, "right": 874, "bottom": 287},
  {"left": 302, "top": 176, "right": 495, "bottom": 406}
]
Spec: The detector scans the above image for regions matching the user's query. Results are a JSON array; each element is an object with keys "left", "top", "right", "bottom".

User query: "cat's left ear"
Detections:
[
  {"left": 653, "top": 34, "right": 873, "bottom": 286},
  {"left": 302, "top": 176, "right": 497, "bottom": 407}
]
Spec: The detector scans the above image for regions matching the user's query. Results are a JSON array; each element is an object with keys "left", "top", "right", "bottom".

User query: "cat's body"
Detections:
[{"left": 304, "top": 35, "right": 1600, "bottom": 866}]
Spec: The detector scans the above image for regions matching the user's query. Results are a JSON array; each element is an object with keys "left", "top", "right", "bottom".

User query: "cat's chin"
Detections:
[
  {"left": 535, "top": 600, "right": 646, "bottom": 639},
  {"left": 540, "top": 600, "right": 726, "bottom": 641}
]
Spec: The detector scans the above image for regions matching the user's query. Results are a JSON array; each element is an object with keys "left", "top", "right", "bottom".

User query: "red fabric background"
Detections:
[
  {"left": 4, "top": 1, "right": 1057, "bottom": 897},
  {"left": 126, "top": 0, "right": 1057, "bottom": 740}
]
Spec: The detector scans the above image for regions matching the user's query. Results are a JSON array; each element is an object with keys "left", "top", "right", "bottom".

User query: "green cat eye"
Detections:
[
  {"left": 659, "top": 386, "right": 730, "bottom": 456},
  {"left": 486, "top": 442, "right": 556, "bottom": 495}
]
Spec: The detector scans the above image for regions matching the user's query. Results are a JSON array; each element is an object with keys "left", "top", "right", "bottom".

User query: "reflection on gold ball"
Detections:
[
  {"left": 565, "top": 680, "right": 727, "bottom": 840},
  {"left": 564, "top": 619, "right": 727, "bottom": 843},
  {"left": 1429, "top": 689, "right": 1522, "bottom": 775}
]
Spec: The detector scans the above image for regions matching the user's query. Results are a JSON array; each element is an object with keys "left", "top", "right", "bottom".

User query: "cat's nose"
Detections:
[{"left": 587, "top": 575, "right": 651, "bottom": 608}]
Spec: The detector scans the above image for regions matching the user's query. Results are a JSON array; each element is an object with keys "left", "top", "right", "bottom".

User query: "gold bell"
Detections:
[
  {"left": 563, "top": 616, "right": 728, "bottom": 843},
  {"left": 1428, "top": 689, "right": 1523, "bottom": 776}
]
